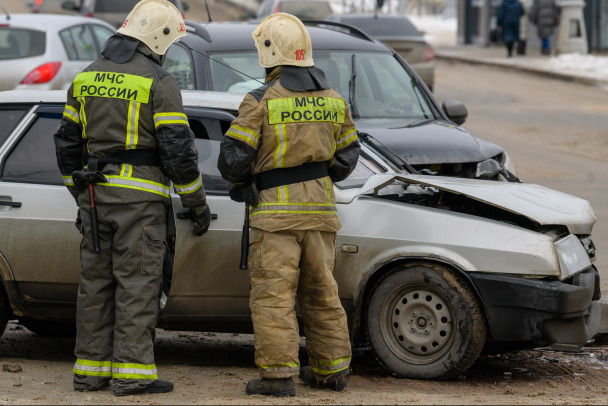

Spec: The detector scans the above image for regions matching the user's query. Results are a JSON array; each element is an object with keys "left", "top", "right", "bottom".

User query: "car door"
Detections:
[
  {"left": 0, "top": 104, "right": 81, "bottom": 305},
  {"left": 160, "top": 107, "right": 253, "bottom": 330}
]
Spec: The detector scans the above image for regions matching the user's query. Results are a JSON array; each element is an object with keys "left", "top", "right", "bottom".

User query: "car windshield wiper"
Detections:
[
  {"left": 404, "top": 117, "right": 435, "bottom": 128},
  {"left": 348, "top": 54, "right": 360, "bottom": 118},
  {"left": 358, "top": 131, "right": 419, "bottom": 175}
]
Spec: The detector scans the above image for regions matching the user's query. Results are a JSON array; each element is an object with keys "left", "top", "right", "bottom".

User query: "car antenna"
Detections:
[
  {"left": 205, "top": 0, "right": 212, "bottom": 22},
  {"left": 1, "top": 7, "right": 10, "bottom": 21}
]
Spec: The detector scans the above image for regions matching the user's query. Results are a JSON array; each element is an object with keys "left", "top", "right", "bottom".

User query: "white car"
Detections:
[
  {"left": 0, "top": 90, "right": 601, "bottom": 380},
  {"left": 0, "top": 14, "right": 114, "bottom": 91}
]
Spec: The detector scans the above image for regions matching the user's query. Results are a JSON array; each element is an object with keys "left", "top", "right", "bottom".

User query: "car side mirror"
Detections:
[
  {"left": 62, "top": 0, "right": 79, "bottom": 11},
  {"left": 182, "top": 1, "right": 190, "bottom": 12},
  {"left": 442, "top": 99, "right": 468, "bottom": 125}
]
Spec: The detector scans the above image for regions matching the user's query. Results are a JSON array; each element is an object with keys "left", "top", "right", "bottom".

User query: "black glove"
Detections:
[
  {"left": 229, "top": 183, "right": 258, "bottom": 207},
  {"left": 75, "top": 210, "right": 83, "bottom": 234},
  {"left": 190, "top": 204, "right": 211, "bottom": 236}
]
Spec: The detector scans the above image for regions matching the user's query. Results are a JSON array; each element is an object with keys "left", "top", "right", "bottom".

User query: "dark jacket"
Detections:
[
  {"left": 498, "top": 0, "right": 524, "bottom": 43},
  {"left": 217, "top": 66, "right": 360, "bottom": 232},
  {"left": 54, "top": 37, "right": 206, "bottom": 209},
  {"left": 530, "top": 0, "right": 559, "bottom": 38}
]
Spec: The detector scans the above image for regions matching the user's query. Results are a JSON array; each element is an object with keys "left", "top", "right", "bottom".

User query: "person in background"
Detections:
[
  {"left": 497, "top": 0, "right": 524, "bottom": 57},
  {"left": 530, "top": 0, "right": 560, "bottom": 55},
  {"left": 517, "top": 0, "right": 531, "bottom": 55}
]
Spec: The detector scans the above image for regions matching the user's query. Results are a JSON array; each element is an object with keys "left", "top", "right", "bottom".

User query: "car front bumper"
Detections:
[{"left": 469, "top": 266, "right": 601, "bottom": 345}]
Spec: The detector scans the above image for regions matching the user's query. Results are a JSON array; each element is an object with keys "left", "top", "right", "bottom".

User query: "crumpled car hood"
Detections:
[
  {"left": 359, "top": 174, "right": 596, "bottom": 234},
  {"left": 355, "top": 119, "right": 503, "bottom": 165}
]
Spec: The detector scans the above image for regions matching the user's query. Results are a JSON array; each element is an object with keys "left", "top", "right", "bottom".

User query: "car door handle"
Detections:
[
  {"left": 0, "top": 201, "right": 22, "bottom": 208},
  {"left": 177, "top": 211, "right": 218, "bottom": 220}
]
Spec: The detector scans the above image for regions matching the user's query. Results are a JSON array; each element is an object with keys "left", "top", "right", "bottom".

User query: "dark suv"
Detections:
[{"left": 162, "top": 20, "right": 518, "bottom": 181}]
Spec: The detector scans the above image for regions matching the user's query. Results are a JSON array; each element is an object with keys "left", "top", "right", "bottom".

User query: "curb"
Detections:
[{"left": 435, "top": 51, "right": 608, "bottom": 88}]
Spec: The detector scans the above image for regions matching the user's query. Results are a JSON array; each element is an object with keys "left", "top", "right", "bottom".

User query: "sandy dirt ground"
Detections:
[{"left": 2, "top": 320, "right": 608, "bottom": 405}]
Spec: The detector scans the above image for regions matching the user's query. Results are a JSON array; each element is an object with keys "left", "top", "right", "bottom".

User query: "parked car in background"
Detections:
[
  {"left": 325, "top": 13, "right": 435, "bottom": 91},
  {"left": 0, "top": 90, "right": 601, "bottom": 380},
  {"left": 60, "top": 0, "right": 189, "bottom": 28},
  {"left": 0, "top": 14, "right": 114, "bottom": 91},
  {"left": 31, "top": 0, "right": 78, "bottom": 15},
  {"left": 255, "top": 0, "right": 334, "bottom": 20},
  {"left": 162, "top": 20, "right": 517, "bottom": 181}
]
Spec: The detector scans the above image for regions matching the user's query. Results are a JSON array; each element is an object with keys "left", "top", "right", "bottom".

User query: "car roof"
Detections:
[
  {"left": 0, "top": 13, "right": 114, "bottom": 30},
  {"left": 0, "top": 90, "right": 243, "bottom": 111},
  {"left": 184, "top": 21, "right": 387, "bottom": 53}
]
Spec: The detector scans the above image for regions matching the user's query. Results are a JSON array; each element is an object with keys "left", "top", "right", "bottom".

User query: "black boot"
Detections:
[
  {"left": 114, "top": 380, "right": 174, "bottom": 396},
  {"left": 246, "top": 377, "right": 295, "bottom": 397},
  {"left": 299, "top": 366, "right": 349, "bottom": 392}
]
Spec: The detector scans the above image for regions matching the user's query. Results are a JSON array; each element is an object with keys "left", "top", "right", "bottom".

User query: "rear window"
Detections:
[
  {"left": 279, "top": 1, "right": 332, "bottom": 19},
  {"left": 340, "top": 17, "right": 422, "bottom": 37},
  {"left": 0, "top": 28, "right": 45, "bottom": 60}
]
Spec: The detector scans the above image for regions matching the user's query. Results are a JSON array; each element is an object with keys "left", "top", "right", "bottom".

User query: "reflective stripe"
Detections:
[
  {"left": 63, "top": 105, "right": 80, "bottom": 124},
  {"left": 250, "top": 202, "right": 337, "bottom": 217},
  {"left": 258, "top": 362, "right": 300, "bottom": 374},
  {"left": 278, "top": 185, "right": 288, "bottom": 203},
  {"left": 73, "top": 359, "right": 112, "bottom": 377},
  {"left": 274, "top": 124, "right": 286, "bottom": 168},
  {"left": 62, "top": 175, "right": 74, "bottom": 186},
  {"left": 120, "top": 164, "right": 132, "bottom": 177},
  {"left": 174, "top": 174, "right": 202, "bottom": 195},
  {"left": 98, "top": 175, "right": 170, "bottom": 198},
  {"left": 336, "top": 128, "right": 358, "bottom": 149},
  {"left": 308, "top": 356, "right": 351, "bottom": 375},
  {"left": 324, "top": 177, "right": 332, "bottom": 203},
  {"left": 112, "top": 363, "right": 157, "bottom": 380},
  {"left": 153, "top": 112, "right": 189, "bottom": 129},
  {"left": 78, "top": 96, "right": 87, "bottom": 140},
  {"left": 225, "top": 125, "right": 260, "bottom": 149},
  {"left": 267, "top": 96, "right": 345, "bottom": 124},
  {"left": 73, "top": 71, "right": 153, "bottom": 103},
  {"left": 126, "top": 101, "right": 140, "bottom": 149}
]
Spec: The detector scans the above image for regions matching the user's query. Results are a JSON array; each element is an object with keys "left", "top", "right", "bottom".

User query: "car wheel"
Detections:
[
  {"left": 20, "top": 319, "right": 76, "bottom": 337},
  {"left": 0, "top": 286, "right": 9, "bottom": 338},
  {"left": 365, "top": 262, "right": 486, "bottom": 379}
]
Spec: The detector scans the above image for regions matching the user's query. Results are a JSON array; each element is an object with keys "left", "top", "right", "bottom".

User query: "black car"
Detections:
[{"left": 163, "top": 20, "right": 518, "bottom": 181}]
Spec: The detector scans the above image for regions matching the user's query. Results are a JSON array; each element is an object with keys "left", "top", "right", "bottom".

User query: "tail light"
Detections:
[
  {"left": 20, "top": 62, "right": 62, "bottom": 84},
  {"left": 33, "top": 0, "right": 42, "bottom": 13},
  {"left": 86, "top": 12, "right": 93, "bottom": 17},
  {"left": 424, "top": 46, "right": 435, "bottom": 62},
  {"left": 273, "top": 4, "right": 280, "bottom": 13}
]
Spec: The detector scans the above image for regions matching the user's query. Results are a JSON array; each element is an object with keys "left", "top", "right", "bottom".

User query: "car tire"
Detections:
[
  {"left": 365, "top": 262, "right": 486, "bottom": 379},
  {"left": 0, "top": 286, "right": 10, "bottom": 338},
  {"left": 20, "top": 319, "right": 76, "bottom": 337}
]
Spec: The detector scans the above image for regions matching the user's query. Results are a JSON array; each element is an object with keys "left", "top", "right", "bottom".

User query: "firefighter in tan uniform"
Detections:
[
  {"left": 218, "top": 13, "right": 361, "bottom": 397},
  {"left": 54, "top": 0, "right": 210, "bottom": 396}
]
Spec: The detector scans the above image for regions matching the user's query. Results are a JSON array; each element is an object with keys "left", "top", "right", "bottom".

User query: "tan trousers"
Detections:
[{"left": 248, "top": 227, "right": 352, "bottom": 379}]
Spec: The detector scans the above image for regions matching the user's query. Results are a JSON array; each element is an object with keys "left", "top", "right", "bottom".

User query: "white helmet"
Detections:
[
  {"left": 118, "top": 0, "right": 186, "bottom": 56},
  {"left": 252, "top": 12, "right": 314, "bottom": 68}
]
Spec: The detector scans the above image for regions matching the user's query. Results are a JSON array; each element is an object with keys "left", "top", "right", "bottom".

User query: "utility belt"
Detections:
[
  {"left": 254, "top": 161, "right": 329, "bottom": 192},
  {"left": 72, "top": 149, "right": 161, "bottom": 191}
]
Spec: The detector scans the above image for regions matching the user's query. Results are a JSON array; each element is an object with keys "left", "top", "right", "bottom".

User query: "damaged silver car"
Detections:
[{"left": 0, "top": 90, "right": 600, "bottom": 379}]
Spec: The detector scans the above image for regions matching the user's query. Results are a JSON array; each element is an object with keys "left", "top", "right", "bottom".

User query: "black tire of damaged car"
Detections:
[{"left": 365, "top": 262, "right": 487, "bottom": 379}]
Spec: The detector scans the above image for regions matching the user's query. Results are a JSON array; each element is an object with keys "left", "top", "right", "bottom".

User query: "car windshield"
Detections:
[
  {"left": 0, "top": 28, "right": 46, "bottom": 60},
  {"left": 207, "top": 50, "right": 434, "bottom": 120}
]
